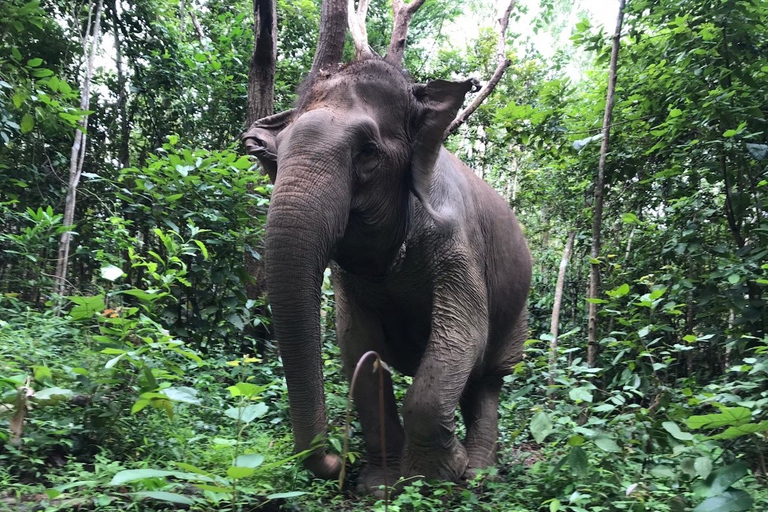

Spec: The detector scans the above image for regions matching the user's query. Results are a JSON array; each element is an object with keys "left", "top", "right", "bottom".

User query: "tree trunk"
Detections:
[
  {"left": 311, "top": 0, "right": 347, "bottom": 73},
  {"left": 53, "top": 0, "right": 104, "bottom": 297},
  {"left": 247, "top": 0, "right": 277, "bottom": 126},
  {"left": 549, "top": 231, "right": 576, "bottom": 386},
  {"left": 244, "top": 0, "right": 278, "bottom": 356},
  {"left": 586, "top": 0, "right": 625, "bottom": 367}
]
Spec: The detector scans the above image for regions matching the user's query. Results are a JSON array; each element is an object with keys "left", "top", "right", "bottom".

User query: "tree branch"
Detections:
[
  {"left": 385, "top": 0, "right": 426, "bottom": 66},
  {"left": 348, "top": 0, "right": 373, "bottom": 60},
  {"left": 444, "top": 0, "right": 517, "bottom": 137}
]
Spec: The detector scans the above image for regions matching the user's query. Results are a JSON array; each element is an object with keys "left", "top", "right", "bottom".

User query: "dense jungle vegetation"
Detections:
[{"left": 1, "top": 0, "right": 767, "bottom": 510}]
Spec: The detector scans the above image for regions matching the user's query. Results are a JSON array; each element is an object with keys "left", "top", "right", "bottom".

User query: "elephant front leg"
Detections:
[
  {"left": 401, "top": 264, "right": 489, "bottom": 482},
  {"left": 336, "top": 285, "right": 404, "bottom": 496}
]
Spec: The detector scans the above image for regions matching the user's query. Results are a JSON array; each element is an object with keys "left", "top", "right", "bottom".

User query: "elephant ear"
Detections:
[
  {"left": 242, "top": 109, "right": 295, "bottom": 183},
  {"left": 410, "top": 78, "right": 477, "bottom": 228}
]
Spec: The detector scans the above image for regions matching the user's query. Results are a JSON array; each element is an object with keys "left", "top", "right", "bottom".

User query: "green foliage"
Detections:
[{"left": 1, "top": 0, "right": 768, "bottom": 510}]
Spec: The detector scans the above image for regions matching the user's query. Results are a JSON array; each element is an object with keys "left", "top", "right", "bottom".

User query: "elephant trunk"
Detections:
[{"left": 264, "top": 121, "right": 351, "bottom": 479}]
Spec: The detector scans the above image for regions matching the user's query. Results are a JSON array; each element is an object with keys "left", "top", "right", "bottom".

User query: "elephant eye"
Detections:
[
  {"left": 354, "top": 141, "right": 380, "bottom": 175},
  {"left": 359, "top": 141, "right": 378, "bottom": 157}
]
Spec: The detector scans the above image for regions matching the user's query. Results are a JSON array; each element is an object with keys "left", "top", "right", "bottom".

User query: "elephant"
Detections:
[{"left": 242, "top": 57, "right": 532, "bottom": 494}]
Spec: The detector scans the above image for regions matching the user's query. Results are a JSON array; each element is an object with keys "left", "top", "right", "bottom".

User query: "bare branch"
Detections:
[
  {"left": 445, "top": 0, "right": 517, "bottom": 137},
  {"left": 312, "top": 0, "right": 348, "bottom": 73},
  {"left": 385, "top": 0, "right": 427, "bottom": 67},
  {"left": 348, "top": 0, "right": 373, "bottom": 60},
  {"left": 188, "top": 8, "right": 207, "bottom": 44}
]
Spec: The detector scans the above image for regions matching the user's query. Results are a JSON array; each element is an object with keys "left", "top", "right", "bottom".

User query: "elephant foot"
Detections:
[
  {"left": 356, "top": 462, "right": 402, "bottom": 498},
  {"left": 401, "top": 439, "right": 468, "bottom": 483}
]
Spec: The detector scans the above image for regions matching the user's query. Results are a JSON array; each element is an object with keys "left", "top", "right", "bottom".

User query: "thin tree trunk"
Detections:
[
  {"left": 587, "top": 0, "right": 625, "bottom": 367},
  {"left": 549, "top": 231, "right": 576, "bottom": 386},
  {"left": 54, "top": 0, "right": 104, "bottom": 297},
  {"left": 110, "top": 0, "right": 129, "bottom": 168}
]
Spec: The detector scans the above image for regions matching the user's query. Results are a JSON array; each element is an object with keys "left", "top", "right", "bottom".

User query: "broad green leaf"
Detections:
[
  {"left": 662, "top": 421, "right": 693, "bottom": 441},
  {"left": 697, "top": 462, "right": 749, "bottom": 498},
  {"left": 33, "top": 387, "right": 73, "bottom": 401},
  {"left": 569, "top": 386, "right": 593, "bottom": 403},
  {"left": 710, "top": 421, "right": 768, "bottom": 440},
  {"left": 162, "top": 387, "right": 201, "bottom": 405},
  {"left": 133, "top": 492, "right": 194, "bottom": 505},
  {"left": 594, "top": 435, "right": 621, "bottom": 452},
  {"left": 224, "top": 403, "right": 268, "bottom": 423},
  {"left": 100, "top": 265, "right": 123, "bottom": 281},
  {"left": 27, "top": 57, "right": 43, "bottom": 67},
  {"left": 267, "top": 491, "right": 307, "bottom": 499},
  {"left": 621, "top": 212, "right": 639, "bottom": 223},
  {"left": 686, "top": 408, "right": 751, "bottom": 430},
  {"left": 110, "top": 469, "right": 178, "bottom": 485},
  {"left": 695, "top": 457, "right": 713, "bottom": 479},
  {"left": 568, "top": 446, "right": 588, "bottom": 477},
  {"left": 234, "top": 454, "right": 265, "bottom": 468},
  {"left": 529, "top": 411, "right": 553, "bottom": 444},
  {"left": 68, "top": 295, "right": 106, "bottom": 320},
  {"left": 693, "top": 490, "right": 753, "bottom": 512},
  {"left": 20, "top": 113, "right": 34, "bottom": 133},
  {"left": 226, "top": 466, "right": 254, "bottom": 479},
  {"left": 606, "top": 283, "right": 630, "bottom": 298},
  {"left": 668, "top": 108, "right": 682, "bottom": 118}
]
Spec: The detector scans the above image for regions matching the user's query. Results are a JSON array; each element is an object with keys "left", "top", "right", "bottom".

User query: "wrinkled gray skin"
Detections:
[{"left": 243, "top": 58, "right": 532, "bottom": 494}]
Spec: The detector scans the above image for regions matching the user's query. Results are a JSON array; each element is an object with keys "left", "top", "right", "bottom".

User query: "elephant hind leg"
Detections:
[{"left": 459, "top": 375, "right": 504, "bottom": 475}]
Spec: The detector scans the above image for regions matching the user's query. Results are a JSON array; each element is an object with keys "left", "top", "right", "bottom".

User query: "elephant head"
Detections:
[{"left": 242, "top": 58, "right": 476, "bottom": 479}]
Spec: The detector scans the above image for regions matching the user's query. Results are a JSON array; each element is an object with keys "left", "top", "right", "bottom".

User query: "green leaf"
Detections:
[
  {"left": 686, "top": 407, "right": 751, "bottom": 430},
  {"left": 224, "top": 403, "right": 268, "bottom": 423},
  {"left": 569, "top": 386, "right": 593, "bottom": 403},
  {"left": 693, "top": 490, "right": 753, "bottom": 512},
  {"left": 594, "top": 435, "right": 621, "bottom": 452},
  {"left": 68, "top": 295, "right": 106, "bottom": 320},
  {"left": 33, "top": 387, "right": 73, "bottom": 401},
  {"left": 100, "top": 265, "right": 123, "bottom": 281},
  {"left": 109, "top": 469, "right": 178, "bottom": 485},
  {"left": 530, "top": 411, "right": 554, "bottom": 444},
  {"left": 133, "top": 492, "right": 194, "bottom": 505},
  {"left": 20, "top": 113, "right": 34, "bottom": 133},
  {"left": 234, "top": 454, "right": 265, "bottom": 468},
  {"left": 663, "top": 421, "right": 693, "bottom": 441},
  {"left": 697, "top": 462, "right": 749, "bottom": 498},
  {"left": 695, "top": 457, "right": 714, "bottom": 479},
  {"left": 727, "top": 274, "right": 740, "bottom": 284},
  {"left": 621, "top": 212, "right": 639, "bottom": 223},
  {"left": 162, "top": 386, "right": 201, "bottom": 405},
  {"left": 226, "top": 466, "right": 254, "bottom": 479},
  {"left": 27, "top": 57, "right": 43, "bottom": 67},
  {"left": 606, "top": 283, "right": 630, "bottom": 298},
  {"left": 266, "top": 491, "right": 307, "bottom": 499},
  {"left": 568, "top": 446, "right": 588, "bottom": 477},
  {"left": 668, "top": 108, "right": 682, "bottom": 118},
  {"left": 710, "top": 421, "right": 768, "bottom": 440}
]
